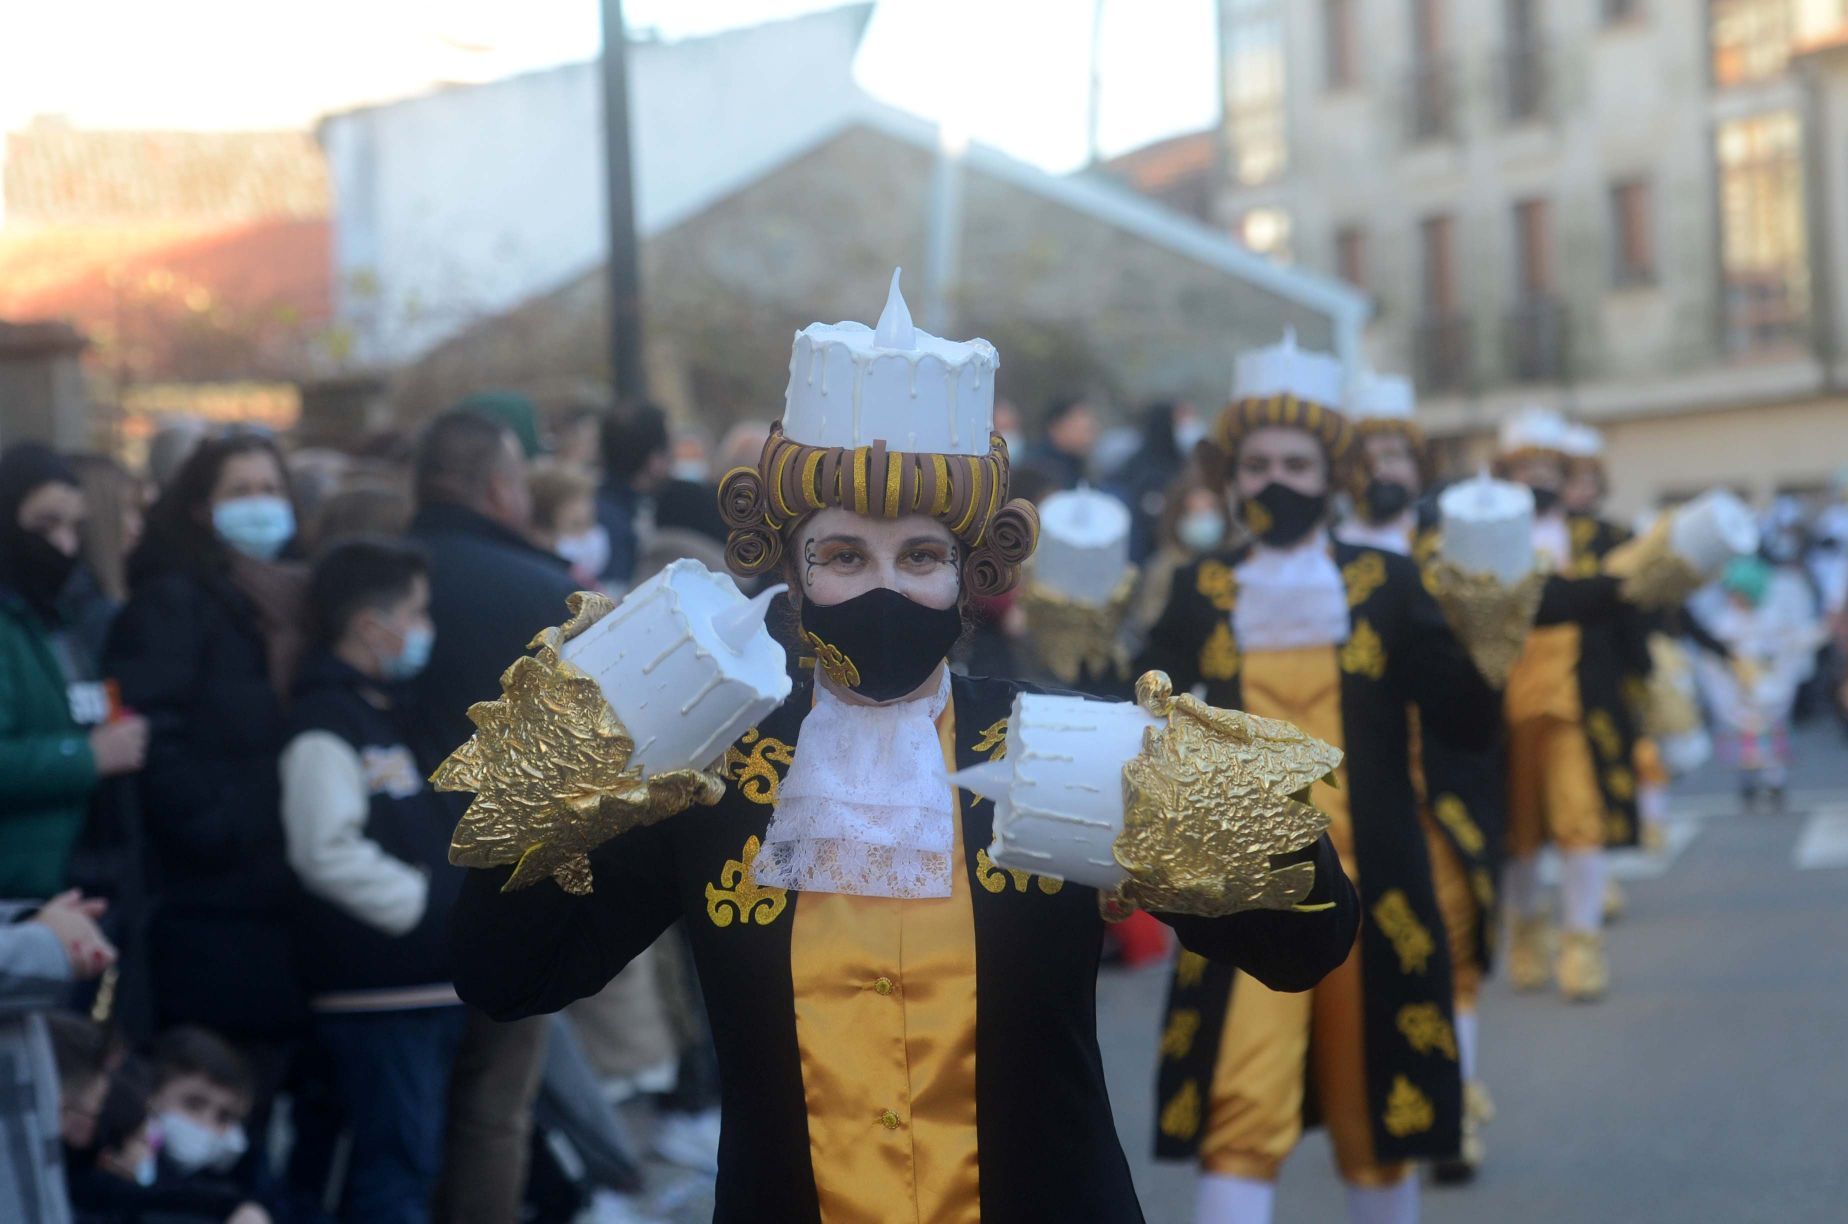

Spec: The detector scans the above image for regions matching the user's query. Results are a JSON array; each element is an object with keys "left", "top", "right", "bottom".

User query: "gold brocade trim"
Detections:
[
  {"left": 1200, "top": 622, "right": 1242, "bottom": 682},
  {"left": 1112, "top": 671, "right": 1339, "bottom": 917},
  {"left": 1021, "top": 569, "right": 1137, "bottom": 686},
  {"left": 1383, "top": 1076, "right": 1436, "bottom": 1138},
  {"left": 436, "top": 591, "right": 727, "bottom": 896},
  {"left": 1602, "top": 510, "right": 1711, "bottom": 611},
  {"left": 705, "top": 835, "right": 789, "bottom": 927},
  {"left": 722, "top": 729, "right": 796, "bottom": 806},
  {"left": 1395, "top": 1003, "right": 1458, "bottom": 1060},
  {"left": 1587, "top": 710, "right": 1621, "bottom": 761},
  {"left": 1338, "top": 618, "right": 1387, "bottom": 680},
  {"left": 1174, "top": 950, "right": 1209, "bottom": 988},
  {"left": 1425, "top": 559, "right": 1548, "bottom": 688},
  {"left": 973, "top": 717, "right": 1010, "bottom": 761},
  {"left": 1196, "top": 559, "right": 1238, "bottom": 611},
  {"left": 1472, "top": 868, "right": 1497, "bottom": 913},
  {"left": 803, "top": 631, "right": 860, "bottom": 688},
  {"left": 1342, "top": 551, "right": 1388, "bottom": 607},
  {"left": 1570, "top": 517, "right": 1599, "bottom": 555},
  {"left": 1644, "top": 636, "right": 1704, "bottom": 737},
  {"left": 974, "top": 849, "right": 1063, "bottom": 895},
  {"left": 1371, "top": 889, "right": 1436, "bottom": 974},
  {"left": 1160, "top": 1080, "right": 1203, "bottom": 1141},
  {"left": 1605, "top": 765, "right": 1636, "bottom": 802},
  {"left": 1242, "top": 499, "right": 1274, "bottom": 537},
  {"left": 1159, "top": 1008, "right": 1203, "bottom": 1059},
  {"left": 1433, "top": 794, "right": 1486, "bottom": 857}
]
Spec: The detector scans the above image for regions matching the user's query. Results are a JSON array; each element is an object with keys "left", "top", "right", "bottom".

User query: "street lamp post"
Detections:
[{"left": 601, "top": 0, "right": 646, "bottom": 401}]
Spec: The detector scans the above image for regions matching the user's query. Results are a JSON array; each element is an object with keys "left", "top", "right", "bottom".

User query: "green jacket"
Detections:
[{"left": 0, "top": 591, "right": 96, "bottom": 898}]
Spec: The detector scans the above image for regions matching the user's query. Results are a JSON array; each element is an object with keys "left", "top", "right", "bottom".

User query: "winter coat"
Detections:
[{"left": 0, "top": 591, "right": 97, "bottom": 898}]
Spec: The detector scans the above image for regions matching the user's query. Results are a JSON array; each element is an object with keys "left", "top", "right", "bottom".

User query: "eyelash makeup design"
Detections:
[{"left": 803, "top": 539, "right": 822, "bottom": 587}]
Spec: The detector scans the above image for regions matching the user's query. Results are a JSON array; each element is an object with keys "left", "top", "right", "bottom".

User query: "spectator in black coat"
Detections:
[
  {"left": 103, "top": 435, "right": 309, "bottom": 1170},
  {"left": 404, "top": 408, "right": 573, "bottom": 1224}
]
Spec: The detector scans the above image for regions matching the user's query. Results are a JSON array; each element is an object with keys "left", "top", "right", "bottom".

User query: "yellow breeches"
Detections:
[
  {"left": 1421, "top": 816, "right": 1480, "bottom": 1010},
  {"left": 1505, "top": 715, "right": 1606, "bottom": 856}
]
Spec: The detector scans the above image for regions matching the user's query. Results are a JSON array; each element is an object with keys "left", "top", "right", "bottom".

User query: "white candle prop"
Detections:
[
  {"left": 1033, "top": 488, "right": 1133, "bottom": 605},
  {"left": 561, "top": 560, "right": 792, "bottom": 777},
  {"left": 948, "top": 692, "right": 1160, "bottom": 891},
  {"left": 1233, "top": 327, "right": 1345, "bottom": 406},
  {"left": 1667, "top": 489, "right": 1759, "bottom": 577},
  {"left": 783, "top": 267, "right": 998, "bottom": 456},
  {"left": 1439, "top": 475, "right": 1537, "bottom": 586}
]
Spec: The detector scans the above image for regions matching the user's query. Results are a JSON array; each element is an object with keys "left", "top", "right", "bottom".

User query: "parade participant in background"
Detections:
[
  {"left": 1127, "top": 467, "right": 1231, "bottom": 650},
  {"left": 282, "top": 539, "right": 465, "bottom": 1222},
  {"left": 105, "top": 432, "right": 309, "bottom": 1187},
  {"left": 0, "top": 445, "right": 149, "bottom": 899},
  {"left": 1494, "top": 409, "right": 1647, "bottom": 1001},
  {"left": 1025, "top": 395, "right": 1101, "bottom": 491},
  {"left": 527, "top": 464, "right": 609, "bottom": 590},
  {"left": 1336, "top": 370, "right": 1502, "bottom": 1185},
  {"left": 444, "top": 273, "right": 1358, "bottom": 1223},
  {"left": 1142, "top": 334, "right": 1501, "bottom": 1224}
]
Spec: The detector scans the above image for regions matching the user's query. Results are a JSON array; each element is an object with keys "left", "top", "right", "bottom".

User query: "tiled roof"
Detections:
[
  {"left": 1096, "top": 128, "right": 1218, "bottom": 222},
  {"left": 4, "top": 118, "right": 329, "bottom": 223}
]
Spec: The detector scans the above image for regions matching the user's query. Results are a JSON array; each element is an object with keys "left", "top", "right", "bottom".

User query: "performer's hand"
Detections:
[{"left": 33, "top": 891, "right": 117, "bottom": 979}]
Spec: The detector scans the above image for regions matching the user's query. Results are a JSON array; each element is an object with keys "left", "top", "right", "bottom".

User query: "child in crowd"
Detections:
[
  {"left": 148, "top": 1027, "right": 253, "bottom": 1185},
  {"left": 527, "top": 463, "right": 608, "bottom": 588},
  {"left": 280, "top": 538, "right": 464, "bottom": 1223}
]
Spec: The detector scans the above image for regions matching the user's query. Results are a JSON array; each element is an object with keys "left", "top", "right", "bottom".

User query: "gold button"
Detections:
[
  {"left": 880, "top": 1110, "right": 901, "bottom": 1130},
  {"left": 873, "top": 977, "right": 894, "bottom": 996}
]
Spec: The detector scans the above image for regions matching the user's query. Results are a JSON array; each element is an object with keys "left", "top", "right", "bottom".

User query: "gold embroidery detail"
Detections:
[
  {"left": 1159, "top": 1080, "right": 1203, "bottom": 1141},
  {"left": 1342, "top": 551, "right": 1388, "bottom": 607},
  {"left": 1383, "top": 1075, "right": 1436, "bottom": 1138},
  {"left": 1339, "top": 618, "right": 1387, "bottom": 680},
  {"left": 1569, "top": 517, "right": 1599, "bottom": 555},
  {"left": 1200, "top": 621, "right": 1241, "bottom": 681},
  {"left": 1243, "top": 499, "right": 1274, "bottom": 538},
  {"left": 1174, "top": 950, "right": 1209, "bottom": 989},
  {"left": 1160, "top": 1008, "right": 1202, "bottom": 1059},
  {"left": 1371, "top": 889, "right": 1436, "bottom": 974},
  {"left": 803, "top": 631, "right": 860, "bottom": 688},
  {"left": 1424, "top": 559, "right": 1549, "bottom": 688},
  {"left": 705, "top": 836, "right": 788, "bottom": 928},
  {"left": 973, "top": 717, "right": 1010, "bottom": 762},
  {"left": 1196, "top": 560, "right": 1238, "bottom": 611},
  {"left": 1395, "top": 1003, "right": 1458, "bottom": 1060},
  {"left": 1433, "top": 793, "right": 1485, "bottom": 857},
  {"left": 722, "top": 730, "right": 796, "bottom": 806},
  {"left": 1587, "top": 710, "right": 1621, "bottom": 761},
  {"left": 1605, "top": 765, "right": 1636, "bottom": 802},
  {"left": 975, "top": 849, "right": 1062, "bottom": 895}
]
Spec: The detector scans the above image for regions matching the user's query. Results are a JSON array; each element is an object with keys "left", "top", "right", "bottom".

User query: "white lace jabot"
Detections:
[
  {"left": 753, "top": 669, "right": 956, "bottom": 899},
  {"left": 1233, "top": 536, "right": 1352, "bottom": 653}
]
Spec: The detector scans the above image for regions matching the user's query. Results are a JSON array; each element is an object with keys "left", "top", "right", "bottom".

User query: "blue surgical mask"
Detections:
[
  {"left": 212, "top": 496, "right": 294, "bottom": 561},
  {"left": 386, "top": 624, "right": 435, "bottom": 681},
  {"left": 1177, "top": 510, "right": 1226, "bottom": 554},
  {"left": 134, "top": 1153, "right": 158, "bottom": 1187}
]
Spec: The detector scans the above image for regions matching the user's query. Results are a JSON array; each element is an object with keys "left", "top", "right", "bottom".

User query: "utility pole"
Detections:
[
  {"left": 600, "top": 0, "right": 646, "bottom": 400},
  {"left": 1086, "top": 0, "right": 1106, "bottom": 167}
]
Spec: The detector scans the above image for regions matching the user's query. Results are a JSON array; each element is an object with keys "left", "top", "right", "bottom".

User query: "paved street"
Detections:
[{"left": 1100, "top": 721, "right": 1848, "bottom": 1223}]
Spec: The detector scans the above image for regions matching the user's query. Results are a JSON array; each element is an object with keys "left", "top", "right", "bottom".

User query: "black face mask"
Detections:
[
  {"left": 800, "top": 586, "right": 962, "bottom": 703},
  {"left": 1362, "top": 478, "right": 1414, "bottom": 525},
  {"left": 1243, "top": 483, "right": 1328, "bottom": 549},
  {"left": 1528, "top": 485, "right": 1563, "bottom": 515},
  {"left": 0, "top": 530, "right": 78, "bottom": 620}
]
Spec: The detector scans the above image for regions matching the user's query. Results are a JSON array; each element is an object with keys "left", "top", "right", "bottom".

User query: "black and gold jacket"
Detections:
[
  {"left": 1137, "top": 538, "right": 1500, "bottom": 1165},
  {"left": 451, "top": 671, "right": 1357, "bottom": 1223}
]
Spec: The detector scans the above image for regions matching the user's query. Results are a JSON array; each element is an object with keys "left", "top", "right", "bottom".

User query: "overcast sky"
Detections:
[{"left": 0, "top": 0, "right": 1219, "bottom": 173}]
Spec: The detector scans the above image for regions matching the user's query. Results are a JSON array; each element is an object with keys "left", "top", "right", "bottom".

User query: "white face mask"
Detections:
[
  {"left": 1173, "top": 418, "right": 1208, "bottom": 455},
  {"left": 671, "top": 459, "right": 711, "bottom": 483},
  {"left": 1177, "top": 510, "right": 1226, "bottom": 554},
  {"left": 158, "top": 1111, "right": 248, "bottom": 1174},
  {"left": 555, "top": 524, "right": 611, "bottom": 580}
]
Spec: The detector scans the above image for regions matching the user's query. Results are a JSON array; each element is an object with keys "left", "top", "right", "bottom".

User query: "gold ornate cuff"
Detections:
[
  {"left": 1110, "top": 671, "right": 1340, "bottom": 917},
  {"left": 1021, "top": 569, "right": 1137, "bottom": 686},
  {"left": 1602, "top": 517, "right": 1704, "bottom": 610},
  {"left": 435, "top": 592, "right": 728, "bottom": 896},
  {"left": 1425, "top": 559, "right": 1547, "bottom": 688}
]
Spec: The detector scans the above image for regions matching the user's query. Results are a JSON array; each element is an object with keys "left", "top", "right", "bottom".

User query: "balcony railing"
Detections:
[
  {"left": 1505, "top": 297, "right": 1571, "bottom": 383},
  {"left": 1407, "top": 59, "right": 1459, "bottom": 144},
  {"left": 1501, "top": 41, "right": 1551, "bottom": 125},
  {"left": 1723, "top": 273, "right": 1810, "bottom": 354},
  {"left": 1415, "top": 315, "right": 1474, "bottom": 393}
]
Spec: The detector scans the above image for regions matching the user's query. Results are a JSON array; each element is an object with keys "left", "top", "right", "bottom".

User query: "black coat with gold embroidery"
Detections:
[
  {"left": 1137, "top": 539, "right": 1499, "bottom": 1165},
  {"left": 451, "top": 671, "right": 1357, "bottom": 1223}
]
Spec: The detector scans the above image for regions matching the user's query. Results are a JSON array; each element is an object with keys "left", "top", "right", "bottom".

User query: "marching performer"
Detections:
[
  {"left": 442, "top": 274, "right": 1358, "bottom": 1222},
  {"left": 1336, "top": 370, "right": 1502, "bottom": 1184},
  {"left": 1143, "top": 334, "right": 1502, "bottom": 1224}
]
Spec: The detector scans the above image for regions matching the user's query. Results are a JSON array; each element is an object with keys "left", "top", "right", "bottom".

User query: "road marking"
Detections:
[{"left": 1794, "top": 809, "right": 1848, "bottom": 870}]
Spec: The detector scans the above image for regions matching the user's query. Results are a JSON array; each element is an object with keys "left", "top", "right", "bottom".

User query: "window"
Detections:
[
  {"left": 1421, "top": 214, "right": 1457, "bottom": 317},
  {"left": 1711, "top": 0, "right": 1795, "bottom": 86},
  {"left": 1336, "top": 225, "right": 1367, "bottom": 291},
  {"left": 1409, "top": 0, "right": 1456, "bottom": 141},
  {"left": 1238, "top": 207, "right": 1294, "bottom": 262},
  {"left": 1602, "top": 0, "right": 1643, "bottom": 24},
  {"left": 1609, "top": 179, "right": 1657, "bottom": 286},
  {"left": 1504, "top": 0, "right": 1548, "bottom": 123},
  {"left": 1717, "top": 110, "right": 1811, "bottom": 350},
  {"left": 1513, "top": 198, "right": 1555, "bottom": 299},
  {"left": 1326, "top": 0, "right": 1358, "bottom": 89},
  {"left": 1224, "top": 0, "right": 1288, "bottom": 185}
]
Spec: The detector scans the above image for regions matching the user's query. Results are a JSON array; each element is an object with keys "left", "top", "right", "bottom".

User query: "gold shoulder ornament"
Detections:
[
  {"left": 1423, "top": 556, "right": 1548, "bottom": 688},
  {"left": 1111, "top": 671, "right": 1341, "bottom": 917},
  {"left": 435, "top": 591, "right": 729, "bottom": 896}
]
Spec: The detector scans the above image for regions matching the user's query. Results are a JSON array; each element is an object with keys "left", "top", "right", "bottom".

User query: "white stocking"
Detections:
[
  {"left": 1503, "top": 856, "right": 1542, "bottom": 920},
  {"left": 1195, "top": 1173, "right": 1275, "bottom": 1224},
  {"left": 1346, "top": 1177, "right": 1419, "bottom": 1224},
  {"left": 1559, "top": 849, "right": 1606, "bottom": 934},
  {"left": 1455, "top": 1007, "right": 1479, "bottom": 1083}
]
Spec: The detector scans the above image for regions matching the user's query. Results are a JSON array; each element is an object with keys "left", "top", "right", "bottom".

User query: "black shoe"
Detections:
[{"left": 1432, "top": 1157, "right": 1478, "bottom": 1186}]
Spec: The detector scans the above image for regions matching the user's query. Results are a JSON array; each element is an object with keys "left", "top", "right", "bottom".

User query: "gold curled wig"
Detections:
[
  {"left": 1203, "top": 393, "right": 1354, "bottom": 488},
  {"left": 1346, "top": 416, "right": 1435, "bottom": 494},
  {"left": 717, "top": 423, "right": 1040, "bottom": 598}
]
